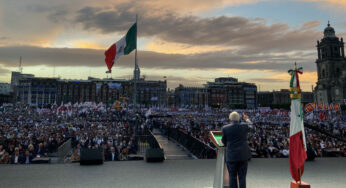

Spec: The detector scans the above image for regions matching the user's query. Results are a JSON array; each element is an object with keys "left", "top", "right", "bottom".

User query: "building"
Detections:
[
  {"left": 301, "top": 92, "right": 314, "bottom": 104},
  {"left": 135, "top": 79, "right": 167, "bottom": 107},
  {"left": 175, "top": 85, "right": 208, "bottom": 107},
  {"left": 0, "top": 94, "right": 12, "bottom": 105},
  {"left": 314, "top": 22, "right": 346, "bottom": 104},
  {"left": 57, "top": 80, "right": 96, "bottom": 104},
  {"left": 17, "top": 77, "right": 58, "bottom": 106},
  {"left": 257, "top": 90, "right": 291, "bottom": 106},
  {"left": 11, "top": 71, "right": 35, "bottom": 103},
  {"left": 16, "top": 75, "right": 167, "bottom": 106},
  {"left": 166, "top": 89, "right": 175, "bottom": 107},
  {"left": 0, "top": 83, "right": 11, "bottom": 95},
  {"left": 257, "top": 91, "right": 274, "bottom": 106},
  {"left": 88, "top": 77, "right": 167, "bottom": 107},
  {"left": 205, "top": 77, "right": 257, "bottom": 109},
  {"left": 0, "top": 83, "right": 12, "bottom": 104},
  {"left": 258, "top": 89, "right": 313, "bottom": 106},
  {"left": 11, "top": 72, "right": 35, "bottom": 86}
]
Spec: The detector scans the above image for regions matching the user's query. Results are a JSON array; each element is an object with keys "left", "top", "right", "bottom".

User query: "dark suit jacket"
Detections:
[
  {"left": 222, "top": 121, "right": 251, "bottom": 162},
  {"left": 22, "top": 155, "right": 34, "bottom": 164},
  {"left": 106, "top": 151, "right": 119, "bottom": 161},
  {"left": 35, "top": 147, "right": 47, "bottom": 156},
  {"left": 11, "top": 155, "right": 24, "bottom": 164}
]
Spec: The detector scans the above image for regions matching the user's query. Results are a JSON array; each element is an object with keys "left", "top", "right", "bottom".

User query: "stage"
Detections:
[{"left": 0, "top": 158, "right": 345, "bottom": 188}]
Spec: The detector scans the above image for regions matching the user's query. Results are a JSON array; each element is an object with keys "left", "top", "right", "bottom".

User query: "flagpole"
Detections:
[{"left": 133, "top": 14, "right": 138, "bottom": 112}]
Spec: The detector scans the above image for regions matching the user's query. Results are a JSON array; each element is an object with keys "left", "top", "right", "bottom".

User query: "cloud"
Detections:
[
  {"left": 74, "top": 6, "right": 324, "bottom": 54},
  {"left": 302, "top": 0, "right": 346, "bottom": 8},
  {"left": 0, "top": 67, "right": 10, "bottom": 74},
  {"left": 73, "top": 41, "right": 105, "bottom": 50},
  {"left": 0, "top": 0, "right": 67, "bottom": 46},
  {"left": 0, "top": 45, "right": 317, "bottom": 72},
  {"left": 1, "top": 0, "right": 340, "bottom": 55},
  {"left": 137, "top": 0, "right": 260, "bottom": 14},
  {"left": 0, "top": 36, "right": 9, "bottom": 40},
  {"left": 145, "top": 39, "right": 234, "bottom": 55}
]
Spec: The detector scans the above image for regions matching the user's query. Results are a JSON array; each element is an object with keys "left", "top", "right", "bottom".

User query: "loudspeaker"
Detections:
[
  {"left": 146, "top": 148, "right": 165, "bottom": 162},
  {"left": 80, "top": 148, "right": 104, "bottom": 165}
]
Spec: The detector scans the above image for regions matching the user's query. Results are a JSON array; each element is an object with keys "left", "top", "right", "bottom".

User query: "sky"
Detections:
[{"left": 0, "top": 0, "right": 345, "bottom": 91}]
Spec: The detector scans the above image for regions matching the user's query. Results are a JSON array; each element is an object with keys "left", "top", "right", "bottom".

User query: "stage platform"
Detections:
[{"left": 0, "top": 158, "right": 345, "bottom": 188}]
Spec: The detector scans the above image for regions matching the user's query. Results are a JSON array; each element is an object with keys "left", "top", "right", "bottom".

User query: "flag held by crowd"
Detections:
[
  {"left": 288, "top": 65, "right": 307, "bottom": 182},
  {"left": 104, "top": 23, "right": 137, "bottom": 73},
  {"left": 304, "top": 103, "right": 314, "bottom": 113},
  {"left": 304, "top": 103, "right": 341, "bottom": 112}
]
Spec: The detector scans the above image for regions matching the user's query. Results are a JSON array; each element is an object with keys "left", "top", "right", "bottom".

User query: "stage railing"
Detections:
[
  {"left": 167, "top": 127, "right": 216, "bottom": 159},
  {"left": 136, "top": 128, "right": 163, "bottom": 154},
  {"left": 305, "top": 123, "right": 345, "bottom": 142},
  {"left": 57, "top": 138, "right": 72, "bottom": 163}
]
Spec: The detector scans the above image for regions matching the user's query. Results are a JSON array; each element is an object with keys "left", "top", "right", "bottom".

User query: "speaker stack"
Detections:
[
  {"left": 145, "top": 148, "right": 165, "bottom": 162},
  {"left": 80, "top": 148, "right": 104, "bottom": 165}
]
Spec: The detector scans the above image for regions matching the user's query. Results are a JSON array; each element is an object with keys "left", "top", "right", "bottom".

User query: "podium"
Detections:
[{"left": 210, "top": 131, "right": 229, "bottom": 188}]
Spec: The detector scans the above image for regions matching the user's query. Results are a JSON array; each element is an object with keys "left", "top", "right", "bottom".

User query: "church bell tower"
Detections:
[{"left": 314, "top": 22, "right": 346, "bottom": 104}]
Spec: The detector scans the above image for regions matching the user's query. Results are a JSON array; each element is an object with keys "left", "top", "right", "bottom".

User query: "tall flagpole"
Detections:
[{"left": 133, "top": 14, "right": 138, "bottom": 112}]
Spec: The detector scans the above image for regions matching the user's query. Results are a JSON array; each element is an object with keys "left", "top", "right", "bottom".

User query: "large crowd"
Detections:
[
  {"left": 0, "top": 104, "right": 345, "bottom": 164},
  {"left": 0, "top": 103, "right": 140, "bottom": 164},
  {"left": 147, "top": 108, "right": 345, "bottom": 158}
]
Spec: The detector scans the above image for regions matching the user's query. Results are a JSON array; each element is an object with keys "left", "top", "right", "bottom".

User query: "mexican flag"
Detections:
[
  {"left": 105, "top": 23, "right": 137, "bottom": 73},
  {"left": 288, "top": 66, "right": 307, "bottom": 182}
]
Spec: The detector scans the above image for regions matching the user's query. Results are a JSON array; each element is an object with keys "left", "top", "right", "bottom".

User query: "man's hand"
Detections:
[{"left": 242, "top": 113, "right": 249, "bottom": 121}]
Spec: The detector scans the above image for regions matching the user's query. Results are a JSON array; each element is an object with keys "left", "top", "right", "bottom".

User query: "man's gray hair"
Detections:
[{"left": 229, "top": 111, "right": 240, "bottom": 122}]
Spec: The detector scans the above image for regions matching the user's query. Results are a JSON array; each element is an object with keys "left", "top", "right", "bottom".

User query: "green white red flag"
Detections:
[
  {"left": 104, "top": 23, "right": 137, "bottom": 73},
  {"left": 288, "top": 65, "right": 307, "bottom": 182}
]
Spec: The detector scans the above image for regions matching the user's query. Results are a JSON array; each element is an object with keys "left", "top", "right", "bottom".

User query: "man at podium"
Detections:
[{"left": 222, "top": 111, "right": 252, "bottom": 188}]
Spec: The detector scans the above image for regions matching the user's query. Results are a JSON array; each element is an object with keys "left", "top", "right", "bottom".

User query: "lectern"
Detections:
[{"left": 210, "top": 131, "right": 229, "bottom": 188}]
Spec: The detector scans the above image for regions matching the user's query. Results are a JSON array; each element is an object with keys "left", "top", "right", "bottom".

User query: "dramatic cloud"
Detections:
[
  {"left": 75, "top": 7, "right": 323, "bottom": 53},
  {"left": 302, "top": 0, "right": 346, "bottom": 8},
  {"left": 0, "top": 66, "right": 10, "bottom": 74},
  {"left": 0, "top": 0, "right": 343, "bottom": 90},
  {"left": 0, "top": 45, "right": 317, "bottom": 72}
]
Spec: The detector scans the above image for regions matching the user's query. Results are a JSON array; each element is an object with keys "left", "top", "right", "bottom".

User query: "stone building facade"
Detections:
[
  {"left": 16, "top": 76, "right": 167, "bottom": 107},
  {"left": 258, "top": 89, "right": 313, "bottom": 106},
  {"left": 205, "top": 77, "right": 257, "bottom": 108},
  {"left": 175, "top": 85, "right": 208, "bottom": 107},
  {"left": 314, "top": 23, "right": 346, "bottom": 104}
]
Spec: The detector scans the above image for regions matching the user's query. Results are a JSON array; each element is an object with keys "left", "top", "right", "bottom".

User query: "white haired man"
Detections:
[{"left": 222, "top": 111, "right": 252, "bottom": 188}]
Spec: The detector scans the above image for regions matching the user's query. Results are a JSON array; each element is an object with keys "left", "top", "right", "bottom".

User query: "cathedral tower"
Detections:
[{"left": 314, "top": 22, "right": 346, "bottom": 104}]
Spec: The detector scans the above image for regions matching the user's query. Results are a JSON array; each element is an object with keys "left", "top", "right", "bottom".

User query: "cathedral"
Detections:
[{"left": 314, "top": 22, "right": 346, "bottom": 104}]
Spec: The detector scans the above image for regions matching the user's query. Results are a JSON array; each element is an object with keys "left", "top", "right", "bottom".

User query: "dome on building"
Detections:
[{"left": 323, "top": 21, "right": 337, "bottom": 38}]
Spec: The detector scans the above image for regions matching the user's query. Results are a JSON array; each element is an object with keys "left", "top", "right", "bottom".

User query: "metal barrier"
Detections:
[
  {"left": 167, "top": 127, "right": 216, "bottom": 159},
  {"left": 136, "top": 128, "right": 163, "bottom": 154},
  {"left": 57, "top": 138, "right": 72, "bottom": 163},
  {"left": 305, "top": 123, "right": 345, "bottom": 142}
]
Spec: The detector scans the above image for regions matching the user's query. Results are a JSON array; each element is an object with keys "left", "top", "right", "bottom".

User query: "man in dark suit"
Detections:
[
  {"left": 222, "top": 112, "right": 252, "bottom": 188},
  {"left": 11, "top": 148, "right": 24, "bottom": 164},
  {"left": 22, "top": 150, "right": 34, "bottom": 164},
  {"left": 106, "top": 146, "right": 119, "bottom": 161}
]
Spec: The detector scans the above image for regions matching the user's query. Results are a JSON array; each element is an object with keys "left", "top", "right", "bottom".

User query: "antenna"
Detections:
[{"left": 19, "top": 56, "right": 23, "bottom": 73}]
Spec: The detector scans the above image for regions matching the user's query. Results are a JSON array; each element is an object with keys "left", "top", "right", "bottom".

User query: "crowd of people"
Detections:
[
  {"left": 147, "top": 108, "right": 345, "bottom": 158},
  {"left": 0, "top": 105, "right": 71, "bottom": 164},
  {"left": 68, "top": 110, "right": 139, "bottom": 162},
  {"left": 0, "top": 103, "right": 345, "bottom": 165},
  {"left": 0, "top": 103, "right": 140, "bottom": 164}
]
